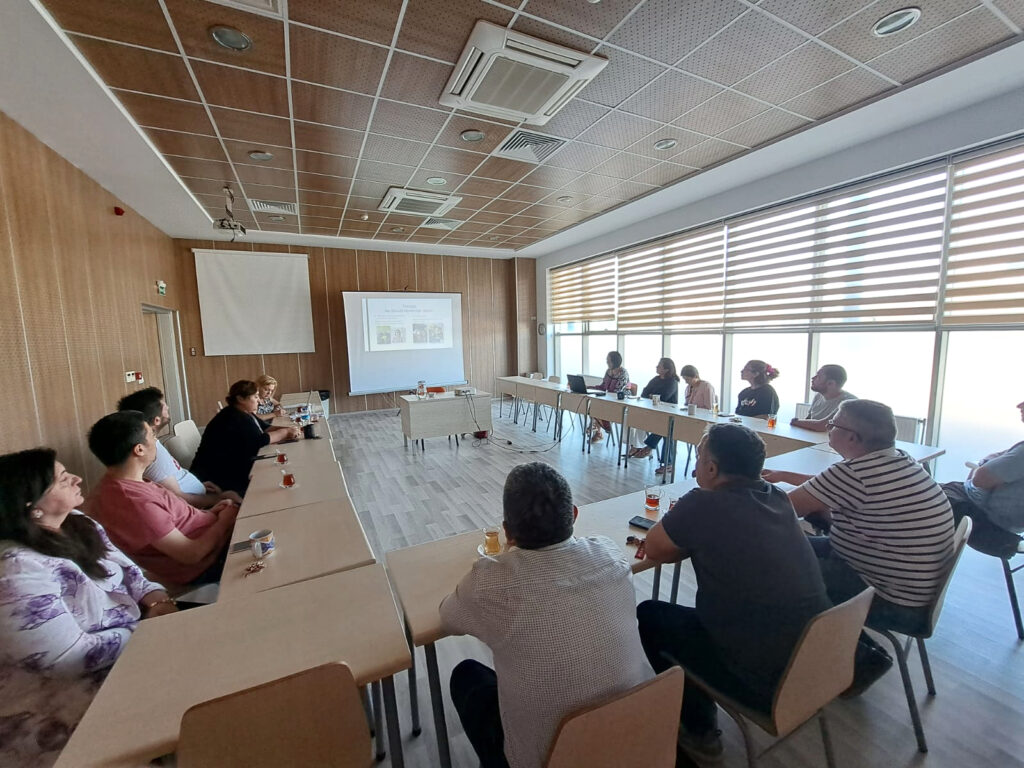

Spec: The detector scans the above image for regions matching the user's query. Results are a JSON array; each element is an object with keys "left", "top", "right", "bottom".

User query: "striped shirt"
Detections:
[{"left": 802, "top": 448, "right": 954, "bottom": 607}]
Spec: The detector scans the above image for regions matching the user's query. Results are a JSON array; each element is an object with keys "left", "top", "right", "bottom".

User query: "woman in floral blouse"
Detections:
[
  {"left": 0, "top": 448, "right": 176, "bottom": 767},
  {"left": 589, "top": 351, "right": 630, "bottom": 443}
]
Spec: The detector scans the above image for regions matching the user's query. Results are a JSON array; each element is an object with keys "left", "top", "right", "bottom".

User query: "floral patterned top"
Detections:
[
  {"left": 0, "top": 513, "right": 162, "bottom": 767},
  {"left": 256, "top": 398, "right": 276, "bottom": 415},
  {"left": 597, "top": 367, "right": 630, "bottom": 395}
]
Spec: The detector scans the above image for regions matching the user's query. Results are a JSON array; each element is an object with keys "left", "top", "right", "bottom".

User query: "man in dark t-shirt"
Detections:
[{"left": 638, "top": 423, "right": 830, "bottom": 762}]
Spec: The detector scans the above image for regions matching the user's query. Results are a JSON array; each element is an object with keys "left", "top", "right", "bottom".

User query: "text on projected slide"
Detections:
[{"left": 364, "top": 298, "right": 454, "bottom": 352}]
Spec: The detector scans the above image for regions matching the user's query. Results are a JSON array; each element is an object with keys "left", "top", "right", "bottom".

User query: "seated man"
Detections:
[
  {"left": 117, "top": 387, "right": 241, "bottom": 509},
  {"left": 87, "top": 411, "right": 238, "bottom": 587},
  {"left": 790, "top": 364, "right": 856, "bottom": 432},
  {"left": 763, "top": 399, "right": 954, "bottom": 694},
  {"left": 440, "top": 462, "right": 653, "bottom": 768},
  {"left": 639, "top": 424, "right": 831, "bottom": 762},
  {"left": 941, "top": 399, "right": 1024, "bottom": 549}
]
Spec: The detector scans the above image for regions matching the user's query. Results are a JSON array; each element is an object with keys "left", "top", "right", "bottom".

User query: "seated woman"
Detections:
[
  {"left": 736, "top": 360, "right": 780, "bottom": 418},
  {"left": 191, "top": 380, "right": 301, "bottom": 496},
  {"left": 629, "top": 358, "right": 680, "bottom": 463},
  {"left": 255, "top": 374, "right": 283, "bottom": 422},
  {"left": 0, "top": 449, "right": 176, "bottom": 766},
  {"left": 681, "top": 364, "right": 717, "bottom": 410},
  {"left": 589, "top": 351, "right": 629, "bottom": 443}
]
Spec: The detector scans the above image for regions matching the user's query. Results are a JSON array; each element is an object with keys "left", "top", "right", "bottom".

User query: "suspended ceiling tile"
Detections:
[
  {"left": 475, "top": 157, "right": 535, "bottom": 183},
  {"left": 457, "top": 177, "right": 513, "bottom": 198},
  {"left": 677, "top": 10, "right": 806, "bottom": 86},
  {"left": 71, "top": 36, "right": 198, "bottom": 100},
  {"left": 607, "top": 0, "right": 749, "bottom": 65},
  {"left": 502, "top": 183, "right": 560, "bottom": 203},
  {"left": 577, "top": 111, "right": 661, "bottom": 150},
  {"left": 354, "top": 159, "right": 416, "bottom": 185},
  {"left": 211, "top": 107, "right": 292, "bottom": 146},
  {"left": 293, "top": 122, "right": 363, "bottom": 156},
  {"left": 362, "top": 134, "right": 431, "bottom": 166},
  {"left": 521, "top": 0, "right": 641, "bottom": 40},
  {"left": 288, "top": 0, "right": 403, "bottom": 46},
  {"left": 299, "top": 189, "right": 349, "bottom": 208},
  {"left": 349, "top": 179, "right": 391, "bottom": 199},
  {"left": 718, "top": 108, "right": 811, "bottom": 148},
  {"left": 619, "top": 69, "right": 723, "bottom": 123},
  {"left": 407, "top": 169, "right": 468, "bottom": 190},
  {"left": 421, "top": 146, "right": 488, "bottom": 175},
  {"left": 625, "top": 127, "right": 705, "bottom": 160},
  {"left": 755, "top": 0, "right": 878, "bottom": 36},
  {"left": 41, "top": 0, "right": 176, "bottom": 51},
  {"left": 146, "top": 128, "right": 226, "bottom": 162},
  {"left": 733, "top": 42, "right": 855, "bottom": 105},
  {"left": 379, "top": 51, "right": 454, "bottom": 109},
  {"left": 519, "top": 165, "right": 582, "bottom": 189},
  {"left": 296, "top": 151, "right": 358, "bottom": 178},
  {"left": 165, "top": 0, "right": 286, "bottom": 75},
  {"left": 603, "top": 179, "right": 657, "bottom": 200},
  {"left": 533, "top": 99, "right": 611, "bottom": 140},
  {"left": 432, "top": 115, "right": 513, "bottom": 154},
  {"left": 671, "top": 89, "right": 770, "bottom": 137},
  {"left": 396, "top": 0, "right": 514, "bottom": 62},
  {"left": 590, "top": 152, "right": 660, "bottom": 181},
  {"left": 583, "top": 46, "right": 667, "bottom": 107},
  {"left": 114, "top": 90, "right": 214, "bottom": 135},
  {"left": 484, "top": 198, "right": 532, "bottom": 215},
  {"left": 224, "top": 140, "right": 294, "bottom": 171},
  {"left": 235, "top": 164, "right": 296, "bottom": 188},
  {"left": 191, "top": 61, "right": 289, "bottom": 117},
  {"left": 291, "top": 81, "right": 374, "bottom": 131},
  {"left": 671, "top": 138, "right": 747, "bottom": 169},
  {"left": 631, "top": 162, "right": 698, "bottom": 187},
  {"left": 510, "top": 16, "right": 597, "bottom": 53},
  {"left": 994, "top": 0, "right": 1024, "bottom": 27},
  {"left": 557, "top": 173, "right": 613, "bottom": 195},
  {"left": 545, "top": 142, "right": 619, "bottom": 173},
  {"left": 781, "top": 67, "right": 894, "bottom": 120},
  {"left": 297, "top": 172, "right": 354, "bottom": 195},
  {"left": 289, "top": 24, "right": 388, "bottom": 95},
  {"left": 243, "top": 183, "right": 297, "bottom": 202},
  {"left": 301, "top": 204, "right": 346, "bottom": 219},
  {"left": 186, "top": 177, "right": 235, "bottom": 196},
  {"left": 370, "top": 101, "right": 450, "bottom": 143}
]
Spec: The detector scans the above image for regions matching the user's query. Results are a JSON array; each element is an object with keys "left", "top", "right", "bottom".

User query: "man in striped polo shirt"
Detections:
[{"left": 763, "top": 399, "right": 954, "bottom": 695}]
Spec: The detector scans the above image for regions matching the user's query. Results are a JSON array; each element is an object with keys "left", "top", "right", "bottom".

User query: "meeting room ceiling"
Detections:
[{"left": 34, "top": 0, "right": 1024, "bottom": 251}]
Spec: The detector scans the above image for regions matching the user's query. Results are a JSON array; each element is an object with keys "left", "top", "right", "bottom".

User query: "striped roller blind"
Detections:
[
  {"left": 617, "top": 225, "right": 724, "bottom": 330},
  {"left": 724, "top": 169, "right": 948, "bottom": 328},
  {"left": 943, "top": 143, "right": 1024, "bottom": 325},
  {"left": 548, "top": 254, "right": 616, "bottom": 324}
]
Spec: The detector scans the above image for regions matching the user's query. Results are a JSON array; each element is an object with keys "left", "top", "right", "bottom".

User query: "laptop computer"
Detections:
[{"left": 566, "top": 374, "right": 604, "bottom": 395}]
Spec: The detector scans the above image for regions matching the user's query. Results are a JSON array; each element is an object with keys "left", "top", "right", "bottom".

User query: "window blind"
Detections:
[
  {"left": 616, "top": 226, "right": 724, "bottom": 331},
  {"left": 548, "top": 254, "right": 616, "bottom": 324},
  {"left": 943, "top": 143, "right": 1024, "bottom": 325},
  {"left": 724, "top": 170, "right": 948, "bottom": 328}
]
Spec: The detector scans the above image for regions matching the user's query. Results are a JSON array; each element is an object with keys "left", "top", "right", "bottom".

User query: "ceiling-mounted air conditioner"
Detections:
[
  {"left": 378, "top": 188, "right": 463, "bottom": 216},
  {"left": 439, "top": 21, "right": 608, "bottom": 126}
]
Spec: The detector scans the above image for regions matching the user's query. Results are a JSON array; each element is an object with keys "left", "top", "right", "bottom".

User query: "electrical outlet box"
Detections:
[{"left": 124, "top": 371, "right": 134, "bottom": 383}]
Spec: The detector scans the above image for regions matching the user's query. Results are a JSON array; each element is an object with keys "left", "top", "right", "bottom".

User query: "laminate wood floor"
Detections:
[{"left": 331, "top": 402, "right": 1024, "bottom": 768}]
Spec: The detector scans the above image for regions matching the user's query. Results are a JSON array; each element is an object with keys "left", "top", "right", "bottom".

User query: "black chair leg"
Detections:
[
  {"left": 879, "top": 629, "right": 927, "bottom": 752},
  {"left": 1003, "top": 558, "right": 1024, "bottom": 640},
  {"left": 916, "top": 637, "right": 936, "bottom": 695}
]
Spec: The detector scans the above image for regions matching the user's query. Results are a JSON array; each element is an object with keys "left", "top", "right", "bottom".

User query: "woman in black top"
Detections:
[
  {"left": 735, "top": 360, "right": 780, "bottom": 418},
  {"left": 191, "top": 380, "right": 301, "bottom": 495},
  {"left": 629, "top": 358, "right": 680, "bottom": 468}
]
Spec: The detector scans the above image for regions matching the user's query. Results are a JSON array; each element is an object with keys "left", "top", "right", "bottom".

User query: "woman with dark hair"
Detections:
[
  {"left": 190, "top": 380, "right": 301, "bottom": 495},
  {"left": 736, "top": 360, "right": 780, "bottom": 418},
  {"left": 629, "top": 358, "right": 680, "bottom": 462},
  {"left": 680, "top": 365, "right": 717, "bottom": 410},
  {"left": 0, "top": 448, "right": 174, "bottom": 766},
  {"left": 588, "top": 351, "right": 630, "bottom": 443}
]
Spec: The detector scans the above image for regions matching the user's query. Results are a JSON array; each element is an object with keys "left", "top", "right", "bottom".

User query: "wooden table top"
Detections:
[
  {"left": 256, "top": 434, "right": 335, "bottom": 464},
  {"left": 55, "top": 565, "right": 410, "bottom": 768},
  {"left": 239, "top": 460, "right": 348, "bottom": 519},
  {"left": 218, "top": 499, "right": 375, "bottom": 601}
]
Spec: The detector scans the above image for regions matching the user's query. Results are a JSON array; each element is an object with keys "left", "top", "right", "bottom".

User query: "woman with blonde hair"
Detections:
[{"left": 255, "top": 374, "right": 283, "bottom": 420}]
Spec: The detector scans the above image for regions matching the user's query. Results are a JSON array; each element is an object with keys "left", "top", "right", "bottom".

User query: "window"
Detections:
[
  {"left": 622, "top": 335, "right": 663, "bottom": 383},
  {"left": 816, "top": 331, "right": 933, "bottom": 421},
  {"left": 668, "top": 334, "right": 723, "bottom": 395},
  {"left": 585, "top": 335, "right": 617, "bottom": 377},
  {"left": 933, "top": 330, "right": 1024, "bottom": 481},
  {"left": 556, "top": 335, "right": 582, "bottom": 379},
  {"left": 729, "top": 334, "right": 809, "bottom": 418}
]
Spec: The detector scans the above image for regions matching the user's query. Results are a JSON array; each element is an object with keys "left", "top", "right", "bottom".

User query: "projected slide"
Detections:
[{"left": 365, "top": 297, "right": 453, "bottom": 352}]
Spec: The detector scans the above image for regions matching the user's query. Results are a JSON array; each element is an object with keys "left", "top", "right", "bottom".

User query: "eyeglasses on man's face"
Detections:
[{"left": 826, "top": 420, "right": 860, "bottom": 440}]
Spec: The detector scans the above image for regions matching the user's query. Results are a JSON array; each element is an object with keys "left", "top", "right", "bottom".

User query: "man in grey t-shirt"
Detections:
[{"left": 791, "top": 364, "right": 856, "bottom": 432}]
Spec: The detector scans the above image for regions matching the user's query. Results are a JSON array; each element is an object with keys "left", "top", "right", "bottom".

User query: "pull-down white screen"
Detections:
[
  {"left": 194, "top": 249, "right": 314, "bottom": 355},
  {"left": 343, "top": 291, "right": 466, "bottom": 395}
]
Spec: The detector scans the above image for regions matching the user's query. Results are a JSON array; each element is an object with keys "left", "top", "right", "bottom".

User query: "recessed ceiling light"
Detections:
[
  {"left": 268, "top": 215, "right": 285, "bottom": 222},
  {"left": 872, "top": 7, "right": 921, "bottom": 37},
  {"left": 359, "top": 213, "right": 370, "bottom": 221},
  {"left": 426, "top": 177, "right": 448, "bottom": 186},
  {"left": 488, "top": 235, "right": 502, "bottom": 241},
  {"left": 556, "top": 196, "right": 574, "bottom": 204},
  {"left": 390, "top": 226, "right": 405, "bottom": 233},
  {"left": 587, "top": 0, "right": 602, "bottom": 4},
  {"left": 460, "top": 129, "right": 487, "bottom": 143},
  {"left": 247, "top": 150, "right": 274, "bottom": 161},
  {"left": 209, "top": 25, "right": 252, "bottom": 52},
  {"left": 653, "top": 138, "right": 678, "bottom": 151}
]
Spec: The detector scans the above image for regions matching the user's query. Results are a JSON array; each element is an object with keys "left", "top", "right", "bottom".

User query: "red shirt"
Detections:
[{"left": 90, "top": 475, "right": 219, "bottom": 585}]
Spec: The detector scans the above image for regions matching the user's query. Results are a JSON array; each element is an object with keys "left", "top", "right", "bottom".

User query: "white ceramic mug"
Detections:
[
  {"left": 651, "top": 394, "right": 661, "bottom": 406},
  {"left": 249, "top": 529, "right": 276, "bottom": 559},
  {"left": 687, "top": 403, "right": 697, "bottom": 415}
]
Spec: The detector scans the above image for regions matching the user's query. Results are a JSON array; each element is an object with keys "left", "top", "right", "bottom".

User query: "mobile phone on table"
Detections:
[
  {"left": 628, "top": 516, "right": 656, "bottom": 531},
  {"left": 230, "top": 541, "right": 251, "bottom": 554}
]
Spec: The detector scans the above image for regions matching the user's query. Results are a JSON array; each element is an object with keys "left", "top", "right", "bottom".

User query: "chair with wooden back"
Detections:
[
  {"left": 162, "top": 434, "right": 195, "bottom": 472},
  {"left": 678, "top": 588, "right": 874, "bottom": 768},
  {"left": 544, "top": 667, "right": 684, "bottom": 768},
  {"left": 866, "top": 515, "right": 972, "bottom": 752},
  {"left": 171, "top": 419, "right": 202, "bottom": 468},
  {"left": 177, "top": 663, "right": 371, "bottom": 768}
]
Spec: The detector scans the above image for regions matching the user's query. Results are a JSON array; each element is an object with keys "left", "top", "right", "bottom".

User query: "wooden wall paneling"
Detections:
[
  {"left": 491, "top": 258, "right": 517, "bottom": 379},
  {"left": 1, "top": 116, "right": 84, "bottom": 474},
  {"left": 515, "top": 258, "right": 537, "bottom": 376},
  {"left": 177, "top": 239, "right": 229, "bottom": 424},
  {"left": 441, "top": 255, "right": 470, "bottom": 387},
  {"left": 324, "top": 248, "right": 362, "bottom": 412},
  {"left": 415, "top": 252, "right": 443, "bottom": 292},
  {"left": 386, "top": 251, "right": 416, "bottom": 293},
  {"left": 357, "top": 249, "right": 392, "bottom": 410},
  {"left": 467, "top": 258, "right": 495, "bottom": 393},
  {"left": 0, "top": 116, "right": 42, "bottom": 454},
  {"left": 297, "top": 246, "right": 334, "bottom": 396}
]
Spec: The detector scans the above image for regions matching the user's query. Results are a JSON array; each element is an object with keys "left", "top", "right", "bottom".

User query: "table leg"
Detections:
[
  {"left": 651, "top": 564, "right": 661, "bottom": 600},
  {"left": 372, "top": 680, "right": 385, "bottom": 761},
  {"left": 425, "top": 642, "right": 452, "bottom": 768},
  {"left": 404, "top": 435, "right": 408, "bottom": 448},
  {"left": 670, "top": 562, "right": 681, "bottom": 604},
  {"left": 532, "top": 400, "right": 539, "bottom": 432},
  {"left": 382, "top": 676, "right": 405, "bottom": 768},
  {"left": 406, "top": 627, "right": 421, "bottom": 736}
]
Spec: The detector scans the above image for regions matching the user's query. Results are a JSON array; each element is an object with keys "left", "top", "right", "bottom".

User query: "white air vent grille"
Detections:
[
  {"left": 440, "top": 21, "right": 608, "bottom": 126},
  {"left": 378, "top": 188, "right": 462, "bottom": 216},
  {"left": 250, "top": 200, "right": 297, "bottom": 216},
  {"left": 421, "top": 218, "right": 462, "bottom": 231},
  {"left": 493, "top": 130, "right": 566, "bottom": 164}
]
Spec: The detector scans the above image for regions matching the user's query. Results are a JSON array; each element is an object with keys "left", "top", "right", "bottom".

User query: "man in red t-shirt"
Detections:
[{"left": 87, "top": 410, "right": 238, "bottom": 586}]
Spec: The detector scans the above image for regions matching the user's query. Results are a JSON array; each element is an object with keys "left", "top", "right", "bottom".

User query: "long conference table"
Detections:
[{"left": 55, "top": 394, "right": 411, "bottom": 768}]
